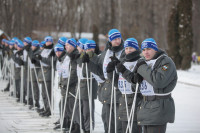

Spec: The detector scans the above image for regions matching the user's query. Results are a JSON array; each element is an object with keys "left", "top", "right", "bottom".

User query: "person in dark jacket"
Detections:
[
  {"left": 82, "top": 29, "right": 125, "bottom": 133},
  {"left": 35, "top": 36, "right": 54, "bottom": 117},
  {"left": 110, "top": 38, "right": 143, "bottom": 133},
  {"left": 130, "top": 38, "right": 177, "bottom": 133},
  {"left": 27, "top": 40, "right": 41, "bottom": 109},
  {"left": 22, "top": 37, "right": 32, "bottom": 105},
  {"left": 11, "top": 40, "right": 25, "bottom": 102},
  {"left": 75, "top": 39, "right": 98, "bottom": 133}
]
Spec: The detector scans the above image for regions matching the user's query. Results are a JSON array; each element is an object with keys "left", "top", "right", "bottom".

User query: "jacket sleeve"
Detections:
[
  {"left": 137, "top": 56, "right": 177, "bottom": 88},
  {"left": 86, "top": 52, "right": 106, "bottom": 79},
  {"left": 12, "top": 53, "right": 24, "bottom": 66},
  {"left": 69, "top": 60, "right": 78, "bottom": 86}
]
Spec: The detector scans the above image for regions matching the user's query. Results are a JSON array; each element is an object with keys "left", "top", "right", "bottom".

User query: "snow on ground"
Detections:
[{"left": 0, "top": 64, "right": 200, "bottom": 133}]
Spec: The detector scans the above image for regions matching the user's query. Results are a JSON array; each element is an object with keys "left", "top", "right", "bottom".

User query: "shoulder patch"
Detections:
[{"left": 162, "top": 65, "right": 168, "bottom": 71}]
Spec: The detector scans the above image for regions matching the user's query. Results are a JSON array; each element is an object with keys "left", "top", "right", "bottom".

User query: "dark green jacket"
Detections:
[
  {"left": 86, "top": 42, "right": 125, "bottom": 104},
  {"left": 136, "top": 49, "right": 177, "bottom": 125}
]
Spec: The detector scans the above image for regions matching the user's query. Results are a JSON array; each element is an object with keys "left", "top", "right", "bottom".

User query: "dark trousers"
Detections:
[
  {"left": 59, "top": 96, "right": 76, "bottom": 128},
  {"left": 101, "top": 103, "right": 122, "bottom": 133},
  {"left": 29, "top": 81, "right": 39, "bottom": 105},
  {"left": 75, "top": 99, "right": 95, "bottom": 131},
  {"left": 15, "top": 79, "right": 20, "bottom": 98},
  {"left": 121, "top": 121, "right": 142, "bottom": 133},
  {"left": 143, "top": 124, "right": 167, "bottom": 133},
  {"left": 41, "top": 81, "right": 51, "bottom": 111}
]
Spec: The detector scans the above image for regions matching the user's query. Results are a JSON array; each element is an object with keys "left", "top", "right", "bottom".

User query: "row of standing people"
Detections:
[{"left": 0, "top": 28, "right": 177, "bottom": 133}]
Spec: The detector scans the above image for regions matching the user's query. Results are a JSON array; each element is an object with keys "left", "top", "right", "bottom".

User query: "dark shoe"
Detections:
[
  {"left": 29, "top": 105, "right": 34, "bottom": 110},
  {"left": 54, "top": 119, "right": 60, "bottom": 125},
  {"left": 35, "top": 101, "right": 40, "bottom": 108},
  {"left": 39, "top": 110, "right": 47, "bottom": 116},
  {"left": 41, "top": 111, "right": 51, "bottom": 117},
  {"left": 53, "top": 124, "right": 69, "bottom": 131},
  {"left": 16, "top": 98, "right": 20, "bottom": 102},
  {"left": 3, "top": 87, "right": 9, "bottom": 91},
  {"left": 53, "top": 124, "right": 61, "bottom": 130},
  {"left": 85, "top": 131, "right": 90, "bottom": 133},
  {"left": 71, "top": 123, "right": 80, "bottom": 133},
  {"left": 37, "top": 108, "right": 44, "bottom": 113}
]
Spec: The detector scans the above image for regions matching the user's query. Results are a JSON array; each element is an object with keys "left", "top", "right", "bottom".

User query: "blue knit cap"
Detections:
[
  {"left": 40, "top": 41, "right": 45, "bottom": 47},
  {"left": 23, "top": 37, "right": 32, "bottom": 44},
  {"left": 54, "top": 44, "right": 64, "bottom": 52},
  {"left": 17, "top": 40, "right": 24, "bottom": 48},
  {"left": 141, "top": 38, "right": 158, "bottom": 51},
  {"left": 8, "top": 40, "right": 15, "bottom": 46},
  {"left": 66, "top": 38, "right": 77, "bottom": 48},
  {"left": 108, "top": 29, "right": 122, "bottom": 42},
  {"left": 84, "top": 40, "right": 96, "bottom": 50},
  {"left": 2, "top": 39, "right": 6, "bottom": 43},
  {"left": 12, "top": 37, "right": 19, "bottom": 44},
  {"left": 77, "top": 38, "right": 88, "bottom": 50},
  {"left": 32, "top": 40, "right": 40, "bottom": 47},
  {"left": 124, "top": 38, "right": 139, "bottom": 50},
  {"left": 44, "top": 36, "right": 53, "bottom": 43},
  {"left": 58, "top": 37, "right": 68, "bottom": 46}
]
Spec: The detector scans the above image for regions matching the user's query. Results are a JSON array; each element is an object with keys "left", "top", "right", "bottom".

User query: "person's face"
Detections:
[
  {"left": 110, "top": 38, "right": 121, "bottom": 47},
  {"left": 77, "top": 46, "right": 84, "bottom": 54},
  {"left": 46, "top": 41, "right": 52, "bottom": 46},
  {"left": 23, "top": 42, "right": 28, "bottom": 46},
  {"left": 31, "top": 46, "right": 37, "bottom": 50},
  {"left": 99, "top": 45, "right": 105, "bottom": 52},
  {"left": 17, "top": 46, "right": 22, "bottom": 51},
  {"left": 40, "top": 47, "right": 44, "bottom": 50},
  {"left": 65, "top": 43, "right": 75, "bottom": 53},
  {"left": 125, "top": 47, "right": 136, "bottom": 55},
  {"left": 9, "top": 45, "right": 13, "bottom": 49},
  {"left": 142, "top": 48, "right": 157, "bottom": 60},
  {"left": 5, "top": 42, "right": 8, "bottom": 47},
  {"left": 56, "top": 51, "right": 62, "bottom": 57},
  {"left": 86, "top": 48, "right": 95, "bottom": 53},
  {"left": 14, "top": 44, "right": 17, "bottom": 49},
  {"left": 1, "top": 41, "right": 4, "bottom": 45}
]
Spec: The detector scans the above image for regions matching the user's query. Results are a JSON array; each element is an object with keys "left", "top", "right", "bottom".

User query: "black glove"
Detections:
[
  {"left": 31, "top": 59, "right": 36, "bottom": 64},
  {"left": 18, "top": 60, "right": 24, "bottom": 66},
  {"left": 49, "top": 50, "right": 55, "bottom": 57},
  {"left": 110, "top": 55, "right": 120, "bottom": 65},
  {"left": 35, "top": 54, "right": 42, "bottom": 60},
  {"left": 106, "top": 61, "right": 115, "bottom": 73},
  {"left": 82, "top": 53, "right": 90, "bottom": 63},
  {"left": 24, "top": 45, "right": 31, "bottom": 51},
  {"left": 116, "top": 63, "right": 127, "bottom": 73},
  {"left": 131, "top": 73, "right": 143, "bottom": 84},
  {"left": 134, "top": 59, "right": 146, "bottom": 73},
  {"left": 69, "top": 53, "right": 77, "bottom": 60}
]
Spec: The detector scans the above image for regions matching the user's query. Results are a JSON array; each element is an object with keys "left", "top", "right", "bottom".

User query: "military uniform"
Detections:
[
  {"left": 75, "top": 53, "right": 98, "bottom": 132},
  {"left": 36, "top": 46, "right": 53, "bottom": 115},
  {"left": 135, "top": 49, "right": 177, "bottom": 133},
  {"left": 86, "top": 42, "right": 125, "bottom": 133},
  {"left": 111, "top": 50, "right": 143, "bottom": 133},
  {"left": 56, "top": 50, "right": 79, "bottom": 130},
  {"left": 27, "top": 47, "right": 40, "bottom": 108},
  {"left": 11, "top": 50, "right": 25, "bottom": 101}
]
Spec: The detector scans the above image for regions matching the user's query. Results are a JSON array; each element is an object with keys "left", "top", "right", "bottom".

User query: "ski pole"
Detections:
[
  {"left": 60, "top": 64, "right": 71, "bottom": 131},
  {"left": 39, "top": 61, "right": 52, "bottom": 113},
  {"left": 125, "top": 83, "right": 139, "bottom": 133}
]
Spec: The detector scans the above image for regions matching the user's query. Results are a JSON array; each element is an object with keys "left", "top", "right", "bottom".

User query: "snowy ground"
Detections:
[{"left": 0, "top": 64, "right": 200, "bottom": 133}]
